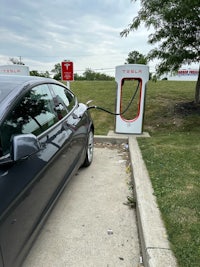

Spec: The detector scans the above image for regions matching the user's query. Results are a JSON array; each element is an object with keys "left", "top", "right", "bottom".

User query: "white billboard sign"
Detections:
[{"left": 0, "top": 65, "right": 30, "bottom": 76}]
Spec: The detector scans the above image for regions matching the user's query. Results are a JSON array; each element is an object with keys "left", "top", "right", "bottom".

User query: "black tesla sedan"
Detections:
[{"left": 0, "top": 75, "right": 94, "bottom": 267}]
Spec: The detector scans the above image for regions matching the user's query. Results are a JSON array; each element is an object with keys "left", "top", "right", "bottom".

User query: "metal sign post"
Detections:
[{"left": 61, "top": 61, "right": 74, "bottom": 89}]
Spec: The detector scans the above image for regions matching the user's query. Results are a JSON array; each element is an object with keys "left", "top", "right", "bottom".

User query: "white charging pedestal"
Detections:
[{"left": 115, "top": 64, "right": 149, "bottom": 134}]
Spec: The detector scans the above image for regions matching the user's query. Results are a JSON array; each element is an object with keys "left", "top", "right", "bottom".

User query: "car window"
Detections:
[
  {"left": 0, "top": 84, "right": 58, "bottom": 156},
  {"left": 51, "top": 84, "right": 76, "bottom": 115}
]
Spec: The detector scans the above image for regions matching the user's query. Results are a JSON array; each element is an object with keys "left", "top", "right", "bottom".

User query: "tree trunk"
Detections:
[{"left": 194, "top": 66, "right": 200, "bottom": 104}]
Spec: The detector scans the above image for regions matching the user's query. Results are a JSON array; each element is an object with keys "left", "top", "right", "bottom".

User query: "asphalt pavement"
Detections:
[{"left": 22, "top": 142, "right": 141, "bottom": 267}]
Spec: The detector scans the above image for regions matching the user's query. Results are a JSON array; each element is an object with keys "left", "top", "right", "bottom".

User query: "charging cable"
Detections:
[{"left": 87, "top": 80, "right": 140, "bottom": 116}]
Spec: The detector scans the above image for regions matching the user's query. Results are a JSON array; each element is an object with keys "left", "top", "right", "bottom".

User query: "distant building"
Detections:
[
  {"left": 167, "top": 68, "right": 199, "bottom": 81},
  {"left": 0, "top": 65, "right": 30, "bottom": 76}
]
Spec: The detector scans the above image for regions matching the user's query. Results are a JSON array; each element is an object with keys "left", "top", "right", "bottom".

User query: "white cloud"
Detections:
[{"left": 0, "top": 0, "right": 152, "bottom": 76}]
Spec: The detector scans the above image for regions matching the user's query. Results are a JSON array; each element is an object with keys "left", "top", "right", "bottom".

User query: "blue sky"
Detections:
[{"left": 0, "top": 0, "right": 156, "bottom": 75}]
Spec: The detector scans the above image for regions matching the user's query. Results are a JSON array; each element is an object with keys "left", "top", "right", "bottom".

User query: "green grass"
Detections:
[
  {"left": 138, "top": 133, "right": 200, "bottom": 267},
  {"left": 71, "top": 81, "right": 116, "bottom": 135},
  {"left": 70, "top": 80, "right": 200, "bottom": 266}
]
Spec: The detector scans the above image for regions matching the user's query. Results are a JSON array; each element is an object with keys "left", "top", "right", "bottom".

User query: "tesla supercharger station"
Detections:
[{"left": 115, "top": 64, "right": 149, "bottom": 134}]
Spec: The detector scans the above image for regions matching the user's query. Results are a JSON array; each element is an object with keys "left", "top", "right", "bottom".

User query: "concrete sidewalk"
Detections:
[
  {"left": 95, "top": 131, "right": 178, "bottom": 267},
  {"left": 23, "top": 143, "right": 141, "bottom": 267},
  {"left": 23, "top": 131, "right": 177, "bottom": 267}
]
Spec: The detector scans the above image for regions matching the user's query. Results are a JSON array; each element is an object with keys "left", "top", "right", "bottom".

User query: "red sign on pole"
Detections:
[{"left": 61, "top": 61, "right": 74, "bottom": 81}]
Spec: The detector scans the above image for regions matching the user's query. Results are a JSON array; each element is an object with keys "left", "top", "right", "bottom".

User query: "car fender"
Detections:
[{"left": 0, "top": 245, "right": 4, "bottom": 267}]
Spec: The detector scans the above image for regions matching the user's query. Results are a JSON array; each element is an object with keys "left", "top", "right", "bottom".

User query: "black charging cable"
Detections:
[{"left": 87, "top": 80, "right": 140, "bottom": 116}]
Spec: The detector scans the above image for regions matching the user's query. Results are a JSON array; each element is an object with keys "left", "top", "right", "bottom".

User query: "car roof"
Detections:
[
  {"left": 0, "top": 74, "right": 59, "bottom": 101},
  {"left": 0, "top": 74, "right": 54, "bottom": 87}
]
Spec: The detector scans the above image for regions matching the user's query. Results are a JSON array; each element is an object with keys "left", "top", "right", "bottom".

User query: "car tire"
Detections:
[{"left": 82, "top": 129, "right": 94, "bottom": 167}]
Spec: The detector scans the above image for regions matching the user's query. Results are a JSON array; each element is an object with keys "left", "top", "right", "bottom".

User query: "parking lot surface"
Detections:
[{"left": 22, "top": 145, "right": 141, "bottom": 267}]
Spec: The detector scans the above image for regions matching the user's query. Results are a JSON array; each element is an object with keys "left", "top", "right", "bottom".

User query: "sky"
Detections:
[
  {"left": 0, "top": 0, "right": 156, "bottom": 76},
  {"left": 0, "top": 0, "right": 198, "bottom": 78}
]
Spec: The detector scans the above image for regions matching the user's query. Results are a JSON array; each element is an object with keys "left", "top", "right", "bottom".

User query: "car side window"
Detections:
[
  {"left": 0, "top": 84, "right": 58, "bottom": 156},
  {"left": 51, "top": 84, "right": 76, "bottom": 115}
]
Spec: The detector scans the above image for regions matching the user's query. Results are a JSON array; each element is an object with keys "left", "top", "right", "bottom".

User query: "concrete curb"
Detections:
[
  {"left": 94, "top": 133, "right": 178, "bottom": 267},
  {"left": 94, "top": 135, "right": 128, "bottom": 144},
  {"left": 128, "top": 136, "right": 177, "bottom": 267}
]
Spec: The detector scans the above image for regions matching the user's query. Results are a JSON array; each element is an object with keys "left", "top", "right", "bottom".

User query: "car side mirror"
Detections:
[{"left": 11, "top": 134, "right": 41, "bottom": 161}]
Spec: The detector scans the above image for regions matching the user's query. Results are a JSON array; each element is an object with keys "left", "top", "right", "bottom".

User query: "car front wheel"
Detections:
[{"left": 82, "top": 129, "right": 94, "bottom": 167}]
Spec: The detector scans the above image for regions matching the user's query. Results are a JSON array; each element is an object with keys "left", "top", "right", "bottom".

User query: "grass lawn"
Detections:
[{"left": 70, "top": 80, "right": 200, "bottom": 267}]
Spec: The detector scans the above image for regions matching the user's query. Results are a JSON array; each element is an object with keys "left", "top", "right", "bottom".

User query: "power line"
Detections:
[{"left": 75, "top": 67, "right": 115, "bottom": 72}]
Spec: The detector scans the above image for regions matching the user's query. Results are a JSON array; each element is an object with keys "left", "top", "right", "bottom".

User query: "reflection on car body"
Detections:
[{"left": 0, "top": 75, "right": 94, "bottom": 267}]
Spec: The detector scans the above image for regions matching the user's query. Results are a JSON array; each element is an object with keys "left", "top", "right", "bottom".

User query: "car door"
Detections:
[
  {"left": 50, "top": 83, "right": 88, "bottom": 167},
  {"left": 0, "top": 83, "right": 77, "bottom": 267}
]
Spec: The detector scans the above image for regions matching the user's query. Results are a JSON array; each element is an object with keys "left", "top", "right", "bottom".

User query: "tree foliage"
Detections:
[
  {"left": 82, "top": 68, "right": 114, "bottom": 81},
  {"left": 121, "top": 0, "right": 200, "bottom": 103},
  {"left": 125, "top": 50, "right": 147, "bottom": 64},
  {"left": 30, "top": 70, "right": 50, "bottom": 78},
  {"left": 9, "top": 57, "right": 25, "bottom": 65},
  {"left": 51, "top": 62, "right": 62, "bottom": 80}
]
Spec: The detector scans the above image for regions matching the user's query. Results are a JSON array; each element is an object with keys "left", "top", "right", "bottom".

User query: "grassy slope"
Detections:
[{"left": 70, "top": 80, "right": 200, "bottom": 267}]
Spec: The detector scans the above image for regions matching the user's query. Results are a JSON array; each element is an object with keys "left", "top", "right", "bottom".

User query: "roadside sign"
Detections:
[
  {"left": 0, "top": 65, "right": 30, "bottom": 76},
  {"left": 61, "top": 61, "right": 74, "bottom": 81}
]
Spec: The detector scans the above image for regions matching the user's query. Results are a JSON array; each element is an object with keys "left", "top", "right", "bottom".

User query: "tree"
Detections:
[
  {"left": 83, "top": 68, "right": 96, "bottom": 80},
  {"left": 9, "top": 57, "right": 25, "bottom": 65},
  {"left": 125, "top": 51, "right": 147, "bottom": 65},
  {"left": 82, "top": 68, "right": 114, "bottom": 80},
  {"left": 121, "top": 0, "right": 200, "bottom": 104},
  {"left": 51, "top": 63, "right": 61, "bottom": 80},
  {"left": 30, "top": 70, "right": 50, "bottom": 78}
]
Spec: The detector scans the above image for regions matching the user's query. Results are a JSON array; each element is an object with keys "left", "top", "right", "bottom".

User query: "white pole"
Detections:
[{"left": 67, "top": 81, "right": 70, "bottom": 89}]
